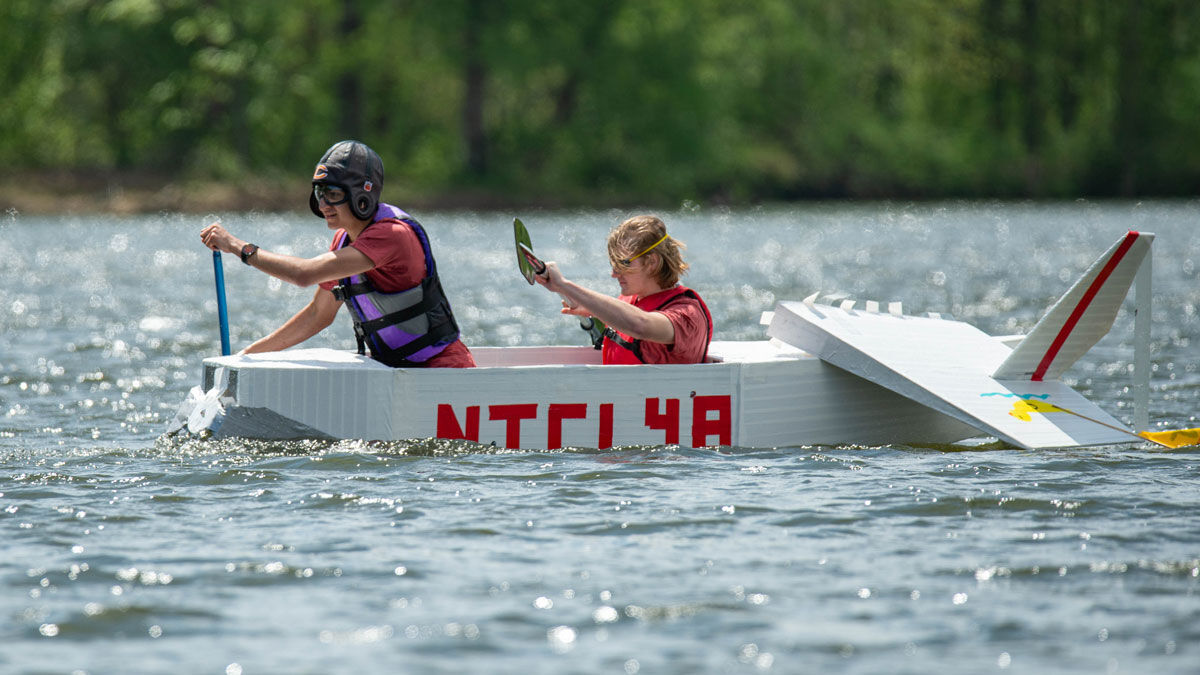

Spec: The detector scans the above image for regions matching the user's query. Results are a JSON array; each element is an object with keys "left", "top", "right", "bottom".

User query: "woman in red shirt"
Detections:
[{"left": 534, "top": 215, "right": 712, "bottom": 364}]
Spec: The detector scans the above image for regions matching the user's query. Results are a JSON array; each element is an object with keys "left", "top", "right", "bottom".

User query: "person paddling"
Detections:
[
  {"left": 533, "top": 215, "right": 712, "bottom": 364},
  {"left": 199, "top": 140, "right": 475, "bottom": 368}
]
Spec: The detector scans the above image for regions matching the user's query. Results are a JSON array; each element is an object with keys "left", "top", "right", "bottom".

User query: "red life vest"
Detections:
[{"left": 601, "top": 286, "right": 713, "bottom": 365}]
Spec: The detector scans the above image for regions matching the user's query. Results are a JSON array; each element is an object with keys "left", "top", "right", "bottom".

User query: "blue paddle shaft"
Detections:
[{"left": 212, "top": 251, "right": 231, "bottom": 356}]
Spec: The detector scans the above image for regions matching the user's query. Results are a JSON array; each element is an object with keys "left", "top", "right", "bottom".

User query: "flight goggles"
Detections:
[{"left": 313, "top": 183, "right": 350, "bottom": 206}]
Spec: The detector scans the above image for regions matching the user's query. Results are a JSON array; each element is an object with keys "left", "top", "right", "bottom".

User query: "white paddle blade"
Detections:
[
  {"left": 183, "top": 367, "right": 231, "bottom": 437},
  {"left": 166, "top": 386, "right": 204, "bottom": 435},
  {"left": 186, "top": 387, "right": 227, "bottom": 436}
]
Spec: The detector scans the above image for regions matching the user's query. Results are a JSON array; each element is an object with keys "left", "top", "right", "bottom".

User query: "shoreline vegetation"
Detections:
[
  {"left": 5, "top": 3, "right": 1200, "bottom": 218},
  {"left": 0, "top": 171, "right": 598, "bottom": 217},
  {"left": 2, "top": 171, "right": 295, "bottom": 217},
  {"left": 4, "top": 171, "right": 1197, "bottom": 218}
]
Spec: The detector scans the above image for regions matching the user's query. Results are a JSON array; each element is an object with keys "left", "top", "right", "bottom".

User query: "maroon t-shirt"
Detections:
[{"left": 320, "top": 220, "right": 475, "bottom": 367}]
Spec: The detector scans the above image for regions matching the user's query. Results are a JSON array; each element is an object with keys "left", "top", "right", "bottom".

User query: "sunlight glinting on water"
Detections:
[{"left": 0, "top": 202, "right": 1197, "bottom": 673}]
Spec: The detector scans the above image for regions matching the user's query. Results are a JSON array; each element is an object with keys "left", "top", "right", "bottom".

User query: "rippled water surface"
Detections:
[{"left": 2, "top": 202, "right": 1198, "bottom": 674}]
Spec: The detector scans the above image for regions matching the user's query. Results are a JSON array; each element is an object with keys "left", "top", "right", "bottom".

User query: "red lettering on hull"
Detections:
[
  {"left": 598, "top": 403, "right": 613, "bottom": 449},
  {"left": 645, "top": 398, "right": 681, "bottom": 445},
  {"left": 436, "top": 404, "right": 479, "bottom": 441},
  {"left": 692, "top": 395, "right": 732, "bottom": 447},
  {"left": 489, "top": 403, "right": 539, "bottom": 449},
  {"left": 548, "top": 403, "right": 588, "bottom": 450},
  {"left": 434, "top": 394, "right": 733, "bottom": 449}
]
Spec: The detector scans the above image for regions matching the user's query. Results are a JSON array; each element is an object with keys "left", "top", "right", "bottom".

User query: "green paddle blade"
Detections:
[
  {"left": 513, "top": 217, "right": 538, "bottom": 284},
  {"left": 513, "top": 216, "right": 597, "bottom": 348}
]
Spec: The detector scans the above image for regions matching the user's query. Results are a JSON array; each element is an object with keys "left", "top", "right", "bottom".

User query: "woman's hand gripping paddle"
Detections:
[{"left": 513, "top": 218, "right": 605, "bottom": 348}]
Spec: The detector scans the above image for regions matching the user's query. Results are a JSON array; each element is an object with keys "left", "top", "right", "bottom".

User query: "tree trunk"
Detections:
[
  {"left": 338, "top": 0, "right": 363, "bottom": 139},
  {"left": 463, "top": 0, "right": 487, "bottom": 177}
]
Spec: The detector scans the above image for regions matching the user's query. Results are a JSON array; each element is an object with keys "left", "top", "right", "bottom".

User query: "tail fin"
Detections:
[{"left": 992, "top": 231, "right": 1153, "bottom": 381}]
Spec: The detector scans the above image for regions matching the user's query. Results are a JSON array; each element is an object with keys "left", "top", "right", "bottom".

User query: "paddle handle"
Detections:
[
  {"left": 518, "top": 242, "right": 546, "bottom": 275},
  {"left": 579, "top": 317, "right": 605, "bottom": 349},
  {"left": 212, "top": 251, "right": 231, "bottom": 356}
]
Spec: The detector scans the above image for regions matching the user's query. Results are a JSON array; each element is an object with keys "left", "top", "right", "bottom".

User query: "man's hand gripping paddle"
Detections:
[{"left": 513, "top": 218, "right": 605, "bottom": 348}]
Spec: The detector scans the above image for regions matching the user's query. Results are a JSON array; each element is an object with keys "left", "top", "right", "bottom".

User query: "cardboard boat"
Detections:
[{"left": 169, "top": 232, "right": 1155, "bottom": 450}]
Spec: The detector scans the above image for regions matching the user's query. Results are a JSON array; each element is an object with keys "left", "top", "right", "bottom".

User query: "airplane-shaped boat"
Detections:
[{"left": 170, "top": 231, "right": 1183, "bottom": 450}]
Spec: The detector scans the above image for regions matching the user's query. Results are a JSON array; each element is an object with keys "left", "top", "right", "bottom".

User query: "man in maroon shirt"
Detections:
[{"left": 200, "top": 141, "right": 475, "bottom": 368}]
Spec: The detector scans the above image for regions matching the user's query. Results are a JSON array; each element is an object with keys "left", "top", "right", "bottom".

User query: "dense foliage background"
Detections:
[{"left": 3, "top": 0, "right": 1199, "bottom": 206}]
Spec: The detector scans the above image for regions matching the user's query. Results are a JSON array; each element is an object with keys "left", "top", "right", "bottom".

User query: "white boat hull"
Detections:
[
  {"left": 168, "top": 232, "right": 1151, "bottom": 450},
  {"left": 171, "top": 341, "right": 980, "bottom": 449}
]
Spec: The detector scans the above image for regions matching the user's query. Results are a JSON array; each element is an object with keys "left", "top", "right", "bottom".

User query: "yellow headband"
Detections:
[{"left": 617, "top": 233, "right": 669, "bottom": 266}]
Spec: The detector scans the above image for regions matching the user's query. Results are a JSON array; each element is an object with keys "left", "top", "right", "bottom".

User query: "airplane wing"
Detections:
[{"left": 767, "top": 300, "right": 1135, "bottom": 449}]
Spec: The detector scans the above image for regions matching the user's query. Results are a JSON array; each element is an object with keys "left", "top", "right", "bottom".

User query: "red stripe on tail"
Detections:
[{"left": 1031, "top": 231, "right": 1139, "bottom": 381}]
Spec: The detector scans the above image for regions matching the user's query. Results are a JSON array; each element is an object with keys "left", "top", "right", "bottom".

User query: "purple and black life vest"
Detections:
[{"left": 331, "top": 204, "right": 460, "bottom": 367}]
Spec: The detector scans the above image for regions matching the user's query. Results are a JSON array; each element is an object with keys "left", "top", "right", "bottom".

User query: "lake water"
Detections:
[{"left": 1, "top": 201, "right": 1198, "bottom": 674}]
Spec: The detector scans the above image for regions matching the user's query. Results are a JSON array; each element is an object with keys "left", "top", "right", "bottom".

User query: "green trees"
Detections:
[{"left": 2, "top": 0, "right": 1198, "bottom": 203}]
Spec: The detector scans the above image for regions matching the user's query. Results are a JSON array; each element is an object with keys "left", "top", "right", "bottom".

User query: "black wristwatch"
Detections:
[{"left": 240, "top": 243, "right": 259, "bottom": 264}]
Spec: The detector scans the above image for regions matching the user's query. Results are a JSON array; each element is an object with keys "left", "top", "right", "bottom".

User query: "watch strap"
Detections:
[{"left": 240, "top": 243, "right": 259, "bottom": 264}]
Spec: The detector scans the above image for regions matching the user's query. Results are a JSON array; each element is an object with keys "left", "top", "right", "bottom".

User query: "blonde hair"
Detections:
[{"left": 607, "top": 215, "right": 689, "bottom": 288}]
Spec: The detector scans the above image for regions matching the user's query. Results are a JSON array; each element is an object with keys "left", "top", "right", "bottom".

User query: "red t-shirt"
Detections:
[
  {"left": 605, "top": 288, "right": 711, "bottom": 365},
  {"left": 320, "top": 219, "right": 475, "bottom": 367}
]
